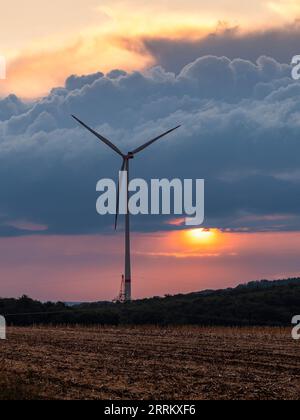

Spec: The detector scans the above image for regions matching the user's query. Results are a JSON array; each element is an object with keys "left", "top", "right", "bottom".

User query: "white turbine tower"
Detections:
[{"left": 72, "top": 115, "right": 181, "bottom": 302}]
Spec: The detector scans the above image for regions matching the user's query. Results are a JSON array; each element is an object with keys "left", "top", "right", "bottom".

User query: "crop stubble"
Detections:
[{"left": 0, "top": 326, "right": 299, "bottom": 400}]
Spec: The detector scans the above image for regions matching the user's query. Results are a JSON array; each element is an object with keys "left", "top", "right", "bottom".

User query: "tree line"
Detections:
[{"left": 1, "top": 278, "right": 300, "bottom": 326}]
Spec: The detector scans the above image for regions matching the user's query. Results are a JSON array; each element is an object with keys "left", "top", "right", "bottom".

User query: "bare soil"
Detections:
[{"left": 0, "top": 326, "right": 299, "bottom": 400}]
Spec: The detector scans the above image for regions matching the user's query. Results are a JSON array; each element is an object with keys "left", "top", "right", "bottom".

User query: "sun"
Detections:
[{"left": 186, "top": 228, "right": 217, "bottom": 244}]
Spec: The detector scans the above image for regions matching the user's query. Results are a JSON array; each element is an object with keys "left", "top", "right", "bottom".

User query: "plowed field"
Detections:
[{"left": 0, "top": 326, "right": 299, "bottom": 400}]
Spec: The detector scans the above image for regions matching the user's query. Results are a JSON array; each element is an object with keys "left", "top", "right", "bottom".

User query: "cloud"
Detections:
[
  {"left": 134, "top": 251, "right": 224, "bottom": 259},
  {"left": 0, "top": 94, "right": 28, "bottom": 121},
  {"left": 2, "top": 16, "right": 300, "bottom": 99},
  {"left": 142, "top": 22, "right": 300, "bottom": 72},
  {"left": 1, "top": 34, "right": 152, "bottom": 98},
  {"left": 0, "top": 54, "right": 300, "bottom": 236}
]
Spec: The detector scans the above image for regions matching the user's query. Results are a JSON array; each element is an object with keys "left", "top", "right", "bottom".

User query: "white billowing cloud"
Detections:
[
  {"left": 0, "top": 55, "right": 300, "bottom": 236},
  {"left": 0, "top": 94, "right": 28, "bottom": 121},
  {"left": 2, "top": 55, "right": 291, "bottom": 134},
  {"left": 65, "top": 72, "right": 105, "bottom": 91}
]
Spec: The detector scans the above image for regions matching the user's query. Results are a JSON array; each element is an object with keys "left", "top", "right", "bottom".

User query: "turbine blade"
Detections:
[
  {"left": 130, "top": 125, "right": 181, "bottom": 155},
  {"left": 115, "top": 159, "right": 126, "bottom": 230},
  {"left": 72, "top": 115, "right": 124, "bottom": 157}
]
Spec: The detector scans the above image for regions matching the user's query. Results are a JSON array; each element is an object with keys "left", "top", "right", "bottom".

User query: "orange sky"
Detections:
[
  {"left": 1, "top": 0, "right": 300, "bottom": 97},
  {"left": 1, "top": 230, "right": 300, "bottom": 301}
]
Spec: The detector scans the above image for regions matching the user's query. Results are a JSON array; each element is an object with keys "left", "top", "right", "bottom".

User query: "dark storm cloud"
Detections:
[
  {"left": 0, "top": 55, "right": 300, "bottom": 236},
  {"left": 142, "top": 23, "right": 300, "bottom": 72}
]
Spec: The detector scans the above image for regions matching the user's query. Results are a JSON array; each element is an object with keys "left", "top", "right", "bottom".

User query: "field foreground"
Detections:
[{"left": 0, "top": 326, "right": 299, "bottom": 400}]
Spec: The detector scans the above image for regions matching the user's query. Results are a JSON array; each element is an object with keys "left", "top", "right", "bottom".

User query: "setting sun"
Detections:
[{"left": 186, "top": 228, "right": 216, "bottom": 244}]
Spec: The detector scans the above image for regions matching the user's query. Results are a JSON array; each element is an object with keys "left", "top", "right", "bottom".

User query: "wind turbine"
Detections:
[{"left": 72, "top": 115, "right": 181, "bottom": 302}]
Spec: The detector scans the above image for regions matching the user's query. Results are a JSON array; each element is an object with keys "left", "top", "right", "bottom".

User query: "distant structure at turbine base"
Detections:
[{"left": 113, "top": 275, "right": 126, "bottom": 303}]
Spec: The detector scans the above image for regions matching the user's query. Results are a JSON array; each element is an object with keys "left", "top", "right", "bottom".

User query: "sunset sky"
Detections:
[
  {"left": 1, "top": 0, "right": 300, "bottom": 301},
  {"left": 1, "top": 0, "right": 300, "bottom": 97}
]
